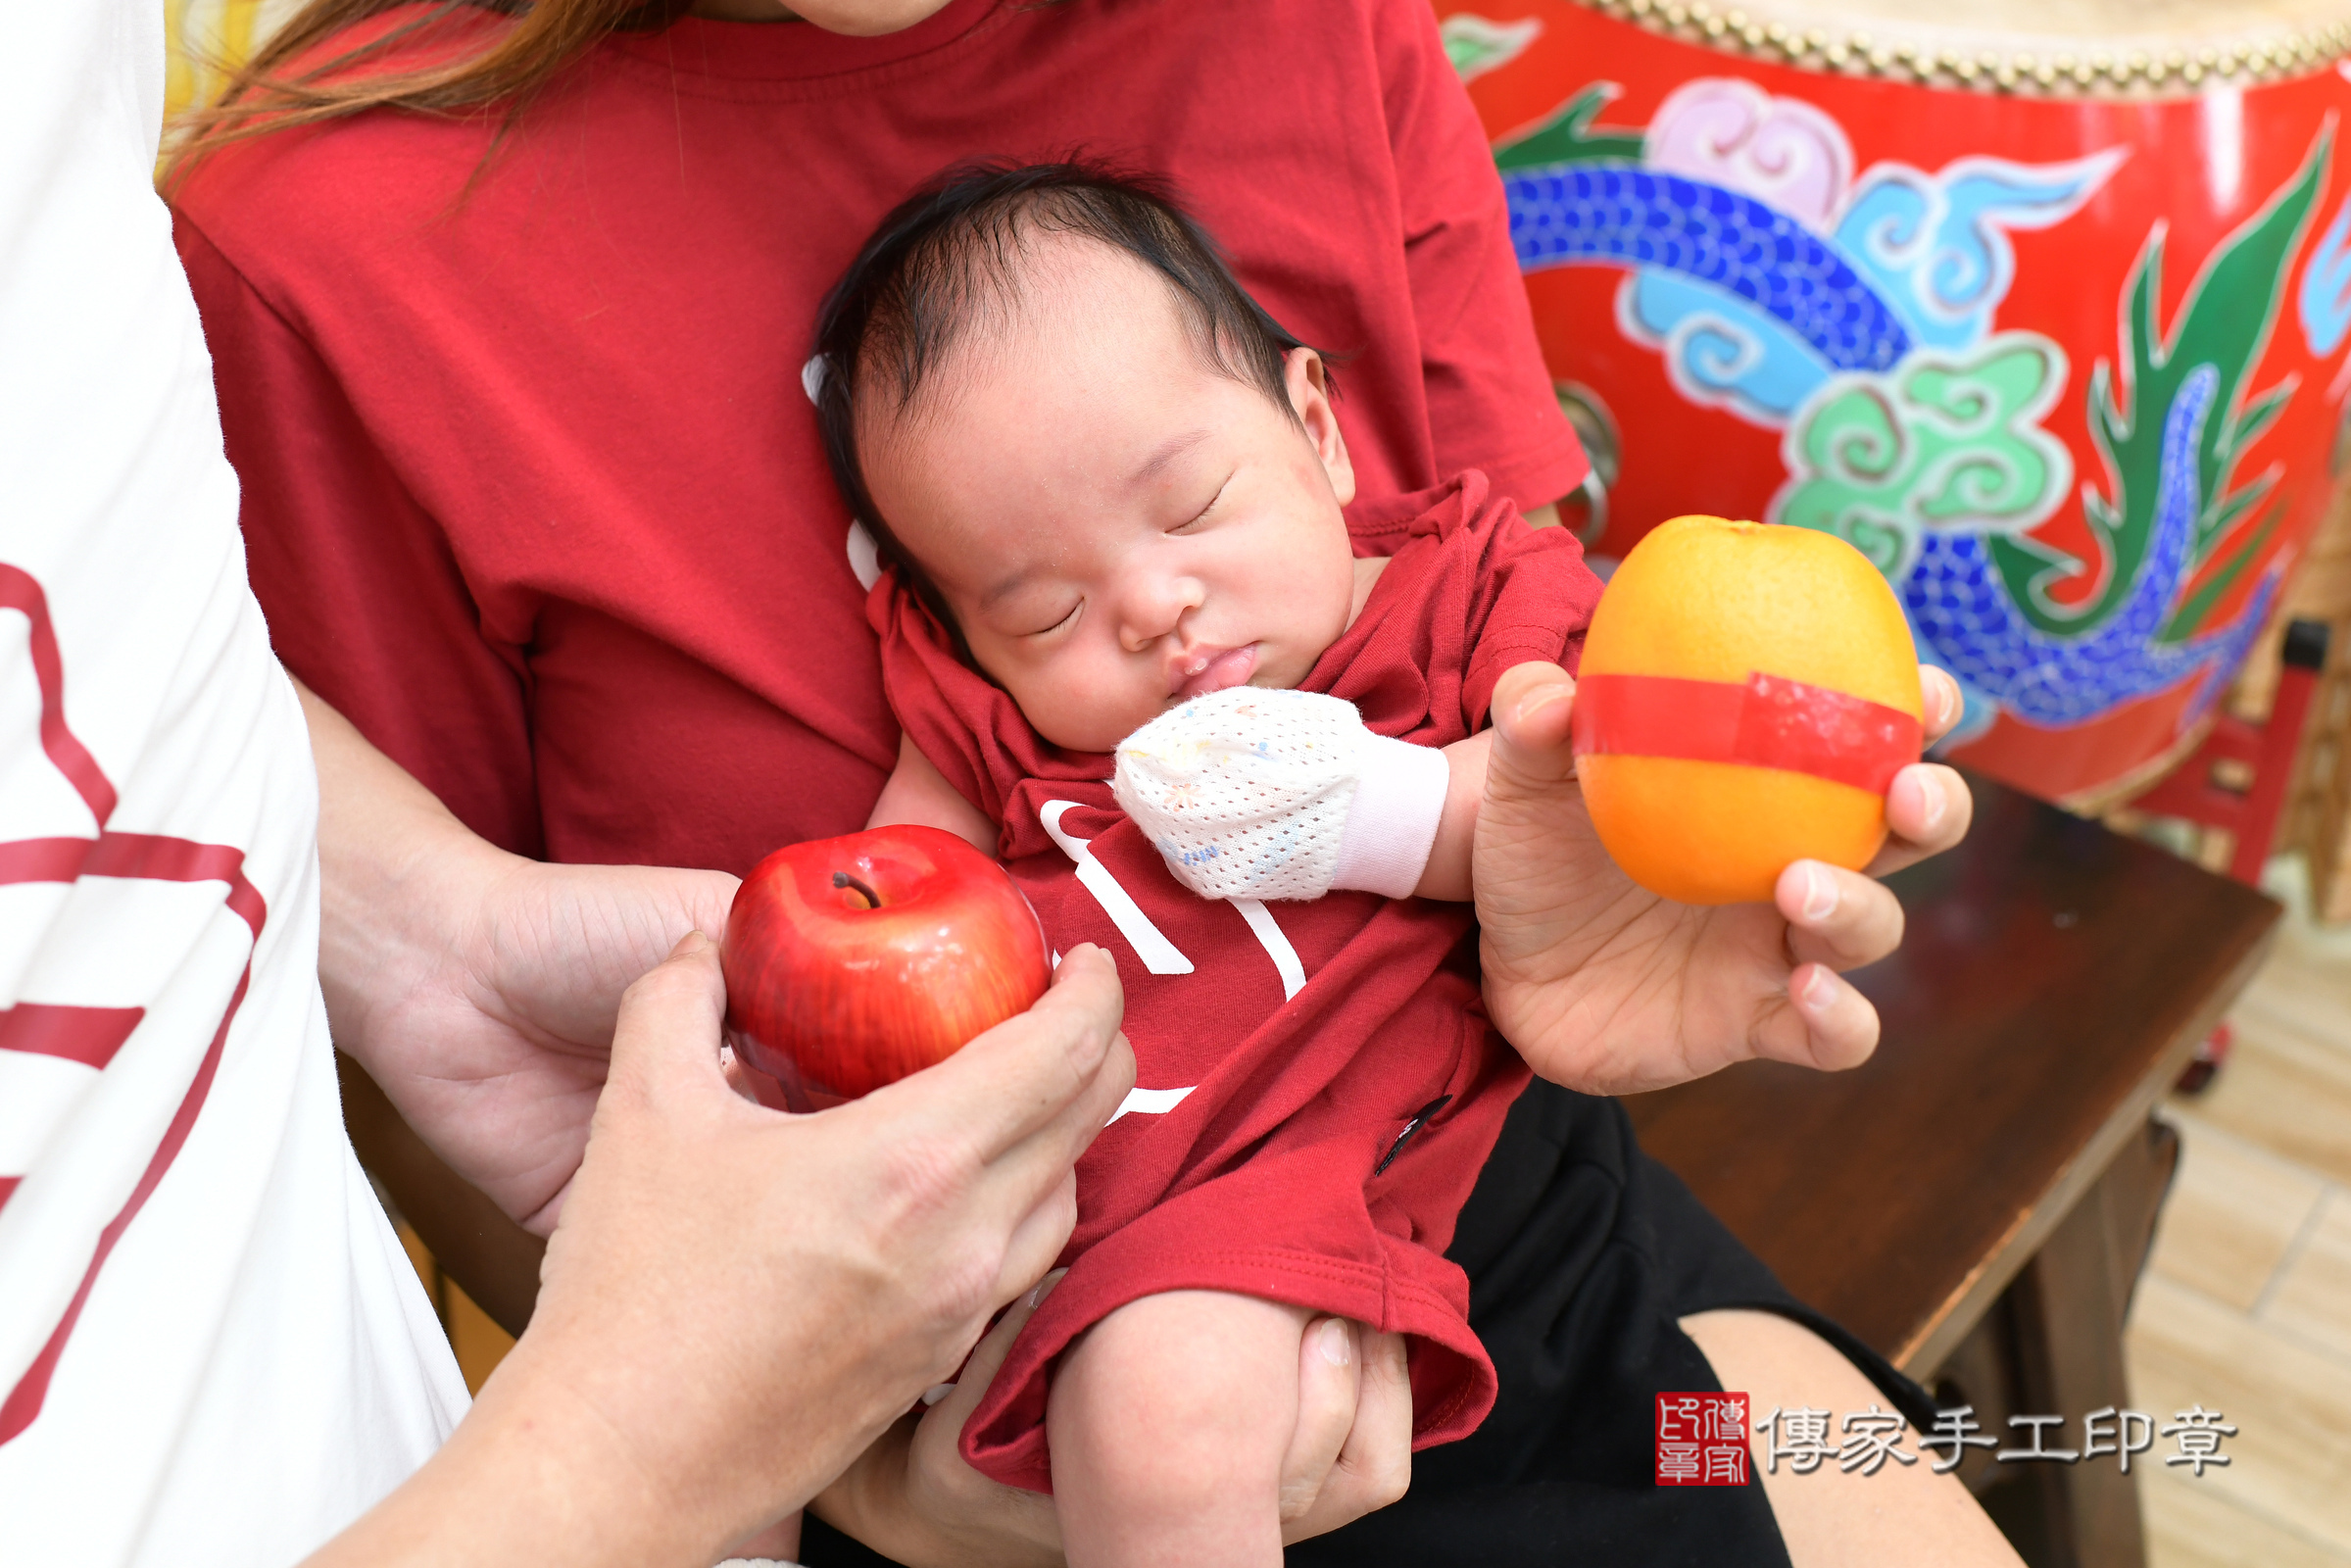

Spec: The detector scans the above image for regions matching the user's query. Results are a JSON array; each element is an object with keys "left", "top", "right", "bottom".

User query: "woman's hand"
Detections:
[
  {"left": 301, "top": 681, "right": 739, "bottom": 1233},
  {"left": 813, "top": 1282, "right": 1412, "bottom": 1565},
  {"left": 309, "top": 934, "right": 1134, "bottom": 1568},
  {"left": 1275, "top": 1315, "right": 1413, "bottom": 1542},
  {"left": 1473, "top": 661, "right": 1974, "bottom": 1093}
]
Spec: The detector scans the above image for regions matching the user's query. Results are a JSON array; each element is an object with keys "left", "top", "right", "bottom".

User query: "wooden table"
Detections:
[{"left": 1624, "top": 772, "right": 2279, "bottom": 1567}]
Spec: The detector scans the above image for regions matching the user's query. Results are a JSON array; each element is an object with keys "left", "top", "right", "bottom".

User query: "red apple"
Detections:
[{"left": 721, "top": 823, "right": 1052, "bottom": 1104}]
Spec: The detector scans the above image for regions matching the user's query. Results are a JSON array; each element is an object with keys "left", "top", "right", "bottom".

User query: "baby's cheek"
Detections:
[
  {"left": 1300, "top": 545, "right": 1363, "bottom": 654},
  {"left": 1022, "top": 661, "right": 1159, "bottom": 753}
]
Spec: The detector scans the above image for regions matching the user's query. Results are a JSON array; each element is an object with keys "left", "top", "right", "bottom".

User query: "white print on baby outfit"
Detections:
[
  {"left": 1042, "top": 687, "right": 1457, "bottom": 1122},
  {"left": 1106, "top": 1085, "right": 1199, "bottom": 1125},
  {"left": 1039, "top": 800, "right": 1195, "bottom": 975},
  {"left": 1039, "top": 786, "right": 1335, "bottom": 1122},
  {"left": 1043, "top": 686, "right": 1462, "bottom": 1135}
]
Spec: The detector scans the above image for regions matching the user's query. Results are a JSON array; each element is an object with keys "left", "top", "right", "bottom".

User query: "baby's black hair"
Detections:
[{"left": 812, "top": 159, "right": 1325, "bottom": 594}]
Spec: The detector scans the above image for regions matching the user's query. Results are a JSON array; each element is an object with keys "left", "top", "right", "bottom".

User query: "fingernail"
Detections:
[
  {"left": 1515, "top": 679, "right": 1575, "bottom": 726},
  {"left": 1800, "top": 864, "right": 1837, "bottom": 923},
  {"left": 921, "top": 1381, "right": 956, "bottom": 1406},
  {"left": 1317, "top": 1318, "right": 1353, "bottom": 1367},
  {"left": 1916, "top": 772, "right": 1946, "bottom": 835},
  {"left": 1800, "top": 966, "right": 1839, "bottom": 1012},
  {"left": 1025, "top": 1268, "right": 1068, "bottom": 1310},
  {"left": 674, "top": 929, "right": 711, "bottom": 956}
]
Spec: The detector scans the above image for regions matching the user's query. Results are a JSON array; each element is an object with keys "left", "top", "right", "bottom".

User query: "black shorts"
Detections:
[{"left": 801, "top": 1082, "right": 1934, "bottom": 1568}]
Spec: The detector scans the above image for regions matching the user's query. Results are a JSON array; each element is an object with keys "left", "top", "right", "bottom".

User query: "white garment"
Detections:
[
  {"left": 0, "top": 6, "right": 466, "bottom": 1565},
  {"left": 1113, "top": 687, "right": 1450, "bottom": 902}
]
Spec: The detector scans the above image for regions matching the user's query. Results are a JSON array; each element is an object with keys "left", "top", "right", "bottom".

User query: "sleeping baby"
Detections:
[{"left": 809, "top": 160, "right": 1602, "bottom": 1566}]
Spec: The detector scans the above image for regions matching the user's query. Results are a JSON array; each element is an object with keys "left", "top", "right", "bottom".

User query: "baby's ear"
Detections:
[{"left": 1286, "top": 348, "right": 1355, "bottom": 508}]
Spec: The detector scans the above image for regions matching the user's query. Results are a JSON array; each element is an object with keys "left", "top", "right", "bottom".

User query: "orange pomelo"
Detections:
[{"left": 1574, "top": 515, "right": 1924, "bottom": 906}]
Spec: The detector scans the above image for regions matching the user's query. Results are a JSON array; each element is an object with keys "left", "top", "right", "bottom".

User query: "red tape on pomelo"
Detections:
[{"left": 1571, "top": 672, "right": 1923, "bottom": 795}]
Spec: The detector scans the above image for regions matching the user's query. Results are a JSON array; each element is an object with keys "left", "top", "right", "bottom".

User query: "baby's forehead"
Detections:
[
  {"left": 849, "top": 210, "right": 1301, "bottom": 534},
  {"left": 906, "top": 231, "right": 1200, "bottom": 400},
  {"left": 856, "top": 236, "right": 1220, "bottom": 499},
  {"left": 895, "top": 232, "right": 1210, "bottom": 413},
  {"left": 1000, "top": 225, "right": 1171, "bottom": 307}
]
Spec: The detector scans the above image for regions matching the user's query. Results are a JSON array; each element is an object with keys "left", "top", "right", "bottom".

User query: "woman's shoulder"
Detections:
[{"left": 169, "top": 6, "right": 517, "bottom": 276}]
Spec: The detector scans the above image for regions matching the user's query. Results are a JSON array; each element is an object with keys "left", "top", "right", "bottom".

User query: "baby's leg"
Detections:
[{"left": 1048, "top": 1289, "right": 1314, "bottom": 1568}]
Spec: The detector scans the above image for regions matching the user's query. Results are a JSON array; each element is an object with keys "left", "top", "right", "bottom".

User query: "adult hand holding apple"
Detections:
[
  {"left": 310, "top": 934, "right": 1136, "bottom": 1568},
  {"left": 299, "top": 686, "right": 1423, "bottom": 1565},
  {"left": 722, "top": 824, "right": 1053, "bottom": 1106}
]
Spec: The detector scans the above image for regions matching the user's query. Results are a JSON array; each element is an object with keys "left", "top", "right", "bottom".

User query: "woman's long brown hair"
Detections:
[{"left": 164, "top": 0, "right": 688, "bottom": 187}]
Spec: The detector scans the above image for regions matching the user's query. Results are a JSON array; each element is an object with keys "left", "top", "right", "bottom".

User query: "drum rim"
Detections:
[{"left": 1551, "top": 0, "right": 2351, "bottom": 96}]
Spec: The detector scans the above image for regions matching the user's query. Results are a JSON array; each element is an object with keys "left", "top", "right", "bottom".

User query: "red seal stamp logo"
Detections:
[{"left": 1657, "top": 1392, "right": 1751, "bottom": 1486}]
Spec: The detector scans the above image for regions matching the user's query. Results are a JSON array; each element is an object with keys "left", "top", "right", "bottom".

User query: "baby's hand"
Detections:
[{"left": 1112, "top": 687, "right": 1447, "bottom": 903}]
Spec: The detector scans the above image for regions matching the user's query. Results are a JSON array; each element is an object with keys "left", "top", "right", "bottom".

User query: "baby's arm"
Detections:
[
  {"left": 869, "top": 732, "right": 999, "bottom": 855},
  {"left": 1414, "top": 729, "right": 1491, "bottom": 903}
]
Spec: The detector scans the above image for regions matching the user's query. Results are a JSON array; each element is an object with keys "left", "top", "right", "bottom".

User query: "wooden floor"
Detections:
[{"left": 2129, "top": 857, "right": 2351, "bottom": 1567}]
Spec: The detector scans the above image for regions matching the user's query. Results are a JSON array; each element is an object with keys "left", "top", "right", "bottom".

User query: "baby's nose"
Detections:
[{"left": 1120, "top": 574, "right": 1201, "bottom": 651}]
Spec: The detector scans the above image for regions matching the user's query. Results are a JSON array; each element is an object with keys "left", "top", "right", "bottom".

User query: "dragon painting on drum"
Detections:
[{"left": 1440, "top": 2, "right": 2351, "bottom": 805}]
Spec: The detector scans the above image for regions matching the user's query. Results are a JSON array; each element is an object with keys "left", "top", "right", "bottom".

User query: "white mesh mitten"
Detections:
[{"left": 1112, "top": 686, "right": 1450, "bottom": 902}]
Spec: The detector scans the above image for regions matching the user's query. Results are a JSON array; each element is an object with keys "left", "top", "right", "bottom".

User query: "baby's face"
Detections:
[{"left": 858, "top": 242, "right": 1360, "bottom": 753}]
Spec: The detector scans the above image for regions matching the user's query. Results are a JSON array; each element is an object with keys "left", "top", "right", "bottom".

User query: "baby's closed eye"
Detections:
[
  {"left": 1166, "top": 472, "right": 1233, "bottom": 534},
  {"left": 1020, "top": 600, "right": 1083, "bottom": 638}
]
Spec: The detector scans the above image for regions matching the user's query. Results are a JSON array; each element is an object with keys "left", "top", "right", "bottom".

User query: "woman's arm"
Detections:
[
  {"left": 1378, "top": 0, "right": 1592, "bottom": 521},
  {"left": 179, "top": 216, "right": 549, "bottom": 859},
  {"left": 302, "top": 679, "right": 736, "bottom": 1233},
  {"left": 310, "top": 935, "right": 1134, "bottom": 1567}
]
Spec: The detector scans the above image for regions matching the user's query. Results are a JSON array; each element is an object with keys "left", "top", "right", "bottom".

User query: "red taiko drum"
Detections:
[{"left": 1440, "top": 0, "right": 2351, "bottom": 805}]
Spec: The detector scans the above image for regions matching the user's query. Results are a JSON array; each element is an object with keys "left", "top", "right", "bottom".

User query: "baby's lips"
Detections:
[{"left": 1167, "top": 643, "right": 1257, "bottom": 701}]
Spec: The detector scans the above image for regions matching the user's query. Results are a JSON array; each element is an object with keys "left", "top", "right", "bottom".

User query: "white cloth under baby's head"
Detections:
[{"left": 1112, "top": 686, "right": 1448, "bottom": 903}]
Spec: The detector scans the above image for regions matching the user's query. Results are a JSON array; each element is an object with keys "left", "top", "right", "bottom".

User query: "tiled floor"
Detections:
[{"left": 2129, "top": 858, "right": 2351, "bottom": 1567}]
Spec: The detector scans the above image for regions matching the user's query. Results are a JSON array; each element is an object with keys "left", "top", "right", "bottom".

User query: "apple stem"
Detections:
[{"left": 831, "top": 870, "right": 883, "bottom": 910}]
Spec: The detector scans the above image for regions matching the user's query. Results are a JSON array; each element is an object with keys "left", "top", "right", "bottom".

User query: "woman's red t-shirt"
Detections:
[{"left": 171, "top": 0, "right": 1587, "bottom": 872}]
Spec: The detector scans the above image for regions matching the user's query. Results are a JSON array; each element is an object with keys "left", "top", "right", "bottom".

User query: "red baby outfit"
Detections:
[{"left": 871, "top": 473, "right": 1601, "bottom": 1493}]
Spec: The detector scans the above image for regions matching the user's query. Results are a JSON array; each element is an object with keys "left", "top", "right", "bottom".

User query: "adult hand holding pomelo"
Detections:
[
  {"left": 1575, "top": 516, "right": 1925, "bottom": 904},
  {"left": 1474, "top": 658, "right": 1972, "bottom": 1092}
]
